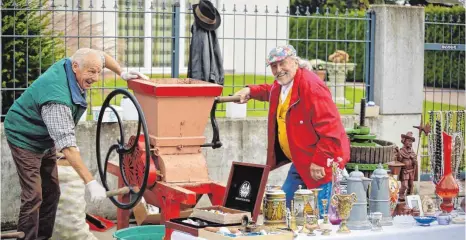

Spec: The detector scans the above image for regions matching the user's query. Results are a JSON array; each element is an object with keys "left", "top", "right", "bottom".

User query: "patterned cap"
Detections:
[{"left": 266, "top": 45, "right": 297, "bottom": 66}]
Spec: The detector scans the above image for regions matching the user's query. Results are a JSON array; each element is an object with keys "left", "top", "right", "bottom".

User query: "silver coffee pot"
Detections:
[
  {"left": 368, "top": 163, "right": 393, "bottom": 226},
  {"left": 346, "top": 165, "right": 372, "bottom": 230}
]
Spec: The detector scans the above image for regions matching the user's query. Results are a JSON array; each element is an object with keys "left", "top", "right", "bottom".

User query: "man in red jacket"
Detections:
[{"left": 234, "top": 45, "right": 350, "bottom": 217}]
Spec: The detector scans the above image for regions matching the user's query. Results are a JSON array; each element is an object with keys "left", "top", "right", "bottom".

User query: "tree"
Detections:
[
  {"left": 1, "top": 0, "right": 65, "bottom": 121},
  {"left": 1, "top": 0, "right": 122, "bottom": 121}
]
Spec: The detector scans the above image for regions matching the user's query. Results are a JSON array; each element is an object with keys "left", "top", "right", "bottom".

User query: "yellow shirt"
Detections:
[{"left": 276, "top": 88, "right": 293, "bottom": 160}]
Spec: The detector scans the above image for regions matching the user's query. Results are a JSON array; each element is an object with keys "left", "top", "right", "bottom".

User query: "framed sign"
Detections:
[{"left": 407, "top": 195, "right": 423, "bottom": 216}]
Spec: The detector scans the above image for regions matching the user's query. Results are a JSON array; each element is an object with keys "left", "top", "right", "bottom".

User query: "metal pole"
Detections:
[
  {"left": 364, "top": 11, "right": 371, "bottom": 103},
  {"left": 171, "top": 2, "right": 181, "bottom": 78},
  {"left": 368, "top": 11, "right": 376, "bottom": 102}
]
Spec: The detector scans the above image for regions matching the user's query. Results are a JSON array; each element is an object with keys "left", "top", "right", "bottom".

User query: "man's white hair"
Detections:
[
  {"left": 290, "top": 56, "right": 312, "bottom": 70},
  {"left": 70, "top": 48, "right": 102, "bottom": 69}
]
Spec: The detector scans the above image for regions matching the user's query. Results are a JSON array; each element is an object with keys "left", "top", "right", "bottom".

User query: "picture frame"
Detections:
[{"left": 407, "top": 195, "right": 424, "bottom": 216}]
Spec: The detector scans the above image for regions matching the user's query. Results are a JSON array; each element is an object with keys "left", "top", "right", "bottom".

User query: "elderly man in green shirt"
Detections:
[{"left": 3, "top": 48, "right": 148, "bottom": 240}]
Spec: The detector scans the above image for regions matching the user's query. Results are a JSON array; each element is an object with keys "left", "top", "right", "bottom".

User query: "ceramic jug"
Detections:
[
  {"left": 263, "top": 188, "right": 287, "bottom": 228},
  {"left": 368, "top": 163, "right": 393, "bottom": 226},
  {"left": 293, "top": 185, "right": 313, "bottom": 226},
  {"left": 437, "top": 214, "right": 452, "bottom": 225},
  {"left": 346, "top": 166, "right": 372, "bottom": 230}
]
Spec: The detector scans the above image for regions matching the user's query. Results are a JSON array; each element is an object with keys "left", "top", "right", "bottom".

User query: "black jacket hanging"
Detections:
[{"left": 187, "top": 22, "right": 224, "bottom": 86}]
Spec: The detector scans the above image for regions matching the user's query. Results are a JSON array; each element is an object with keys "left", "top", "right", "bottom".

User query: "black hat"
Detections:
[{"left": 193, "top": 0, "right": 221, "bottom": 31}]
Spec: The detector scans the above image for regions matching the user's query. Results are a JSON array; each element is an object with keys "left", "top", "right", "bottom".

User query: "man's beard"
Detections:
[{"left": 275, "top": 72, "right": 293, "bottom": 86}]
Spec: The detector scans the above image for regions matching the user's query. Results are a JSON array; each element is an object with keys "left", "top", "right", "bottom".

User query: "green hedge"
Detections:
[
  {"left": 288, "top": 5, "right": 465, "bottom": 90},
  {"left": 424, "top": 5, "right": 465, "bottom": 90},
  {"left": 288, "top": 7, "right": 368, "bottom": 82}
]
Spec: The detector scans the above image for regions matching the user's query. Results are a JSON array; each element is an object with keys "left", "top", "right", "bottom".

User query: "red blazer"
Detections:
[{"left": 248, "top": 68, "right": 350, "bottom": 189}]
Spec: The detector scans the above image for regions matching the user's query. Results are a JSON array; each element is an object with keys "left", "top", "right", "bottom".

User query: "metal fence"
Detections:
[
  {"left": 1, "top": 0, "right": 374, "bottom": 119},
  {"left": 420, "top": 12, "right": 465, "bottom": 175},
  {"left": 423, "top": 13, "right": 465, "bottom": 112}
]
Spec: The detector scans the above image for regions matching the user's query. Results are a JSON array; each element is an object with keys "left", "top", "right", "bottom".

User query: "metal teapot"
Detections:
[
  {"left": 368, "top": 163, "right": 393, "bottom": 226},
  {"left": 346, "top": 165, "right": 372, "bottom": 230}
]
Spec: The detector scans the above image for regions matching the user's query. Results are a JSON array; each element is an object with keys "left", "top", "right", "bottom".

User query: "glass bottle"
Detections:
[{"left": 435, "top": 132, "right": 460, "bottom": 213}]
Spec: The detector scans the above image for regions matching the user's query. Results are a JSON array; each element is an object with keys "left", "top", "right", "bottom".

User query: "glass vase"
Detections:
[
  {"left": 435, "top": 132, "right": 460, "bottom": 213},
  {"left": 328, "top": 204, "right": 342, "bottom": 225},
  {"left": 328, "top": 161, "right": 343, "bottom": 225}
]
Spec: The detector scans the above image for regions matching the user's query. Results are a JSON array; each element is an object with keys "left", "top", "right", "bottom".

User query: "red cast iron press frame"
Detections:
[{"left": 95, "top": 78, "right": 241, "bottom": 239}]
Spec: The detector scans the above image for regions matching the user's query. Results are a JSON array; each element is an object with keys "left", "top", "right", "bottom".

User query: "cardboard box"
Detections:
[
  {"left": 198, "top": 229, "right": 294, "bottom": 240},
  {"left": 167, "top": 162, "right": 271, "bottom": 236},
  {"left": 192, "top": 206, "right": 251, "bottom": 225}
]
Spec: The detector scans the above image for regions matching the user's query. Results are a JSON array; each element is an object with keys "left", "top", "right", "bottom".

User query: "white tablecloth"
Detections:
[
  {"left": 295, "top": 222, "right": 465, "bottom": 240},
  {"left": 172, "top": 231, "right": 207, "bottom": 240},
  {"left": 171, "top": 222, "right": 465, "bottom": 240}
]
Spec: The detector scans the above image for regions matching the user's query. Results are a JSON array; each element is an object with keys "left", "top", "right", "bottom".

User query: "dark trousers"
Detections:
[{"left": 7, "top": 141, "right": 60, "bottom": 240}]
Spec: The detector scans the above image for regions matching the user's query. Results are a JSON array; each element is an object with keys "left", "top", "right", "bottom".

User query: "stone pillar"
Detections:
[
  {"left": 326, "top": 62, "right": 356, "bottom": 105},
  {"left": 371, "top": 5, "right": 425, "bottom": 193},
  {"left": 372, "top": 5, "right": 424, "bottom": 115}
]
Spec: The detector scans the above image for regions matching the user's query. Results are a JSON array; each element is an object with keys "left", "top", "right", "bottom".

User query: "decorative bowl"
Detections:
[{"left": 413, "top": 216, "right": 437, "bottom": 226}]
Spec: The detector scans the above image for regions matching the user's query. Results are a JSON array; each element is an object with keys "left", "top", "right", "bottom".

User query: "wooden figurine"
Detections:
[{"left": 396, "top": 132, "right": 418, "bottom": 202}]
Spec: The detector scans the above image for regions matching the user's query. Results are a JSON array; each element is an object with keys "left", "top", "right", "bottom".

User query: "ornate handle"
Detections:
[
  {"left": 376, "top": 177, "right": 381, "bottom": 190},
  {"left": 331, "top": 194, "right": 339, "bottom": 207},
  {"left": 351, "top": 192, "right": 357, "bottom": 203}
]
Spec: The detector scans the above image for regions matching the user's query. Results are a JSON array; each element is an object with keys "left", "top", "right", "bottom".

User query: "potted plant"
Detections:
[{"left": 312, "top": 64, "right": 326, "bottom": 81}]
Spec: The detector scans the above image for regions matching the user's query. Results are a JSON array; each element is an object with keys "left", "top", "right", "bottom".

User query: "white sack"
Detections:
[{"left": 51, "top": 165, "right": 98, "bottom": 240}]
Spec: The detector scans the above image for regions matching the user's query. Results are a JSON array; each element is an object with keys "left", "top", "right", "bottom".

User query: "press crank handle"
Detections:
[
  {"left": 106, "top": 187, "right": 131, "bottom": 197},
  {"left": 0, "top": 232, "right": 25, "bottom": 239},
  {"left": 106, "top": 186, "right": 142, "bottom": 197},
  {"left": 215, "top": 95, "right": 241, "bottom": 103},
  {"left": 201, "top": 96, "right": 241, "bottom": 149}
]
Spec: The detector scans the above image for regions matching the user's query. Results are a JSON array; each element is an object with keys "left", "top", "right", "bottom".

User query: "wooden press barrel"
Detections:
[{"left": 346, "top": 139, "right": 397, "bottom": 178}]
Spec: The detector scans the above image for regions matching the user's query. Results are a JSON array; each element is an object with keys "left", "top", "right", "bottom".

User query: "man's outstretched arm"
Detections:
[
  {"left": 41, "top": 103, "right": 107, "bottom": 202},
  {"left": 99, "top": 51, "right": 149, "bottom": 81}
]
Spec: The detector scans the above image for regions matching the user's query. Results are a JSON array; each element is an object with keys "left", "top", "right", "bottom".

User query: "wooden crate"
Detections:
[{"left": 192, "top": 206, "right": 251, "bottom": 224}]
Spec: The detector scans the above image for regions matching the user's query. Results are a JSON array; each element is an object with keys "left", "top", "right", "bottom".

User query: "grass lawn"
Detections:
[
  {"left": 85, "top": 73, "right": 464, "bottom": 120},
  {"left": 87, "top": 73, "right": 465, "bottom": 172},
  {"left": 86, "top": 73, "right": 365, "bottom": 118}
]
